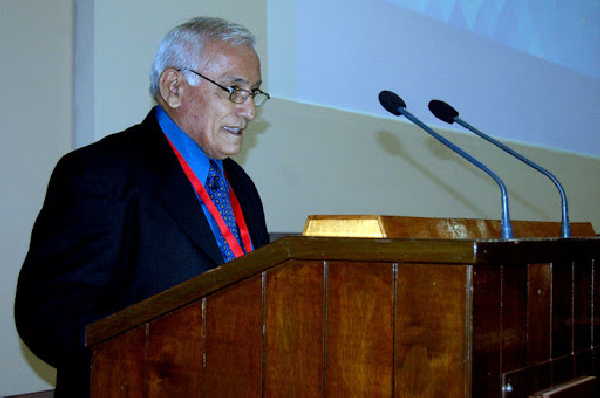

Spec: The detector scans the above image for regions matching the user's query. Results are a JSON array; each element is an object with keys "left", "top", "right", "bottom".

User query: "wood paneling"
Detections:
[
  {"left": 264, "top": 260, "right": 324, "bottom": 397},
  {"left": 574, "top": 351, "right": 594, "bottom": 377},
  {"left": 395, "top": 263, "right": 468, "bottom": 398},
  {"left": 530, "top": 375, "right": 597, "bottom": 398},
  {"left": 594, "top": 259, "right": 600, "bottom": 349},
  {"left": 86, "top": 234, "right": 600, "bottom": 398},
  {"left": 552, "top": 356, "right": 575, "bottom": 386},
  {"left": 552, "top": 262, "right": 573, "bottom": 358},
  {"left": 203, "top": 276, "right": 263, "bottom": 397},
  {"left": 385, "top": 216, "right": 596, "bottom": 239},
  {"left": 502, "top": 368, "right": 528, "bottom": 398},
  {"left": 326, "top": 261, "right": 394, "bottom": 397},
  {"left": 146, "top": 304, "right": 203, "bottom": 397},
  {"left": 476, "top": 239, "right": 598, "bottom": 266},
  {"left": 87, "top": 237, "right": 478, "bottom": 346},
  {"left": 473, "top": 265, "right": 502, "bottom": 398},
  {"left": 528, "top": 263, "right": 552, "bottom": 364},
  {"left": 502, "top": 264, "right": 528, "bottom": 372},
  {"left": 574, "top": 259, "right": 593, "bottom": 354},
  {"left": 91, "top": 325, "right": 147, "bottom": 398},
  {"left": 501, "top": 362, "right": 551, "bottom": 398}
]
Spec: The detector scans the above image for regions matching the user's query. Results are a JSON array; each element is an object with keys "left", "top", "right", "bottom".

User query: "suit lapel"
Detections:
[{"left": 141, "top": 113, "right": 224, "bottom": 266}]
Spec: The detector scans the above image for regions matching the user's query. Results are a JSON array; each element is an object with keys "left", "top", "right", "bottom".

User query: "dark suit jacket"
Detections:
[{"left": 15, "top": 109, "right": 269, "bottom": 397}]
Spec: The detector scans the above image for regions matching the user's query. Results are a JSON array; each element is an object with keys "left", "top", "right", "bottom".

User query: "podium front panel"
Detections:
[{"left": 88, "top": 236, "right": 600, "bottom": 397}]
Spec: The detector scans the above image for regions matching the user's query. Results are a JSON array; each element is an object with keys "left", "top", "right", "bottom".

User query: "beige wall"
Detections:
[
  {"left": 239, "top": 99, "right": 600, "bottom": 232},
  {"left": 3, "top": 0, "right": 269, "bottom": 394},
  {"left": 80, "top": 0, "right": 600, "bottom": 236},
  {"left": 77, "top": 0, "right": 268, "bottom": 145},
  {"left": 1, "top": 0, "right": 73, "bottom": 394}
]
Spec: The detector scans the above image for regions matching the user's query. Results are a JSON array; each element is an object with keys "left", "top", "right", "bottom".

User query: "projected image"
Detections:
[
  {"left": 385, "top": 0, "right": 600, "bottom": 78},
  {"left": 270, "top": 0, "right": 600, "bottom": 155}
]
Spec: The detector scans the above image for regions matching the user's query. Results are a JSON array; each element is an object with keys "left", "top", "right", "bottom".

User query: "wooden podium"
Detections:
[{"left": 86, "top": 217, "right": 600, "bottom": 397}]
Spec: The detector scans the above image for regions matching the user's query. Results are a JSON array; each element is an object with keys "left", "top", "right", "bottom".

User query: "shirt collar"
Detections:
[{"left": 155, "top": 105, "right": 223, "bottom": 183}]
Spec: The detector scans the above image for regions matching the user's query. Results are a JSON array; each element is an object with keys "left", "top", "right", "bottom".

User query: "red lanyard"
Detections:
[{"left": 166, "top": 139, "right": 252, "bottom": 258}]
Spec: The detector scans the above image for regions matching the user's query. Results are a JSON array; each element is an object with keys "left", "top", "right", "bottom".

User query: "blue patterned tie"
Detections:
[{"left": 206, "top": 160, "right": 241, "bottom": 262}]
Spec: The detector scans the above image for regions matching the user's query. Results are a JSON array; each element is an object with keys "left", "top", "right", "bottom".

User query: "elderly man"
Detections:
[{"left": 15, "top": 17, "right": 269, "bottom": 397}]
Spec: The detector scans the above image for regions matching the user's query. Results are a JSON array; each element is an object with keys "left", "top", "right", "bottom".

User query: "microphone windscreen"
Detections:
[
  {"left": 428, "top": 99, "right": 459, "bottom": 124},
  {"left": 379, "top": 91, "right": 406, "bottom": 115}
]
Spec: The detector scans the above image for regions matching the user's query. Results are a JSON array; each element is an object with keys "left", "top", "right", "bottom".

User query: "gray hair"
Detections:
[{"left": 149, "top": 17, "right": 256, "bottom": 99}]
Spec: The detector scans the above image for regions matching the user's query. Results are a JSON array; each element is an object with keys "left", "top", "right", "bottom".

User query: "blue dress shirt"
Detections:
[{"left": 155, "top": 105, "right": 235, "bottom": 259}]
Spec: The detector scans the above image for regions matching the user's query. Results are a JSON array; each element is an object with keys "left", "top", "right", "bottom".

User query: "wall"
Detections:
[
  {"left": 80, "top": 0, "right": 600, "bottom": 236},
  {"left": 268, "top": 0, "right": 600, "bottom": 157},
  {"left": 3, "top": 0, "right": 267, "bottom": 394},
  {"left": 242, "top": 99, "right": 600, "bottom": 233},
  {"left": 263, "top": 0, "right": 600, "bottom": 232},
  {"left": 75, "top": 0, "right": 268, "bottom": 145},
  {"left": 0, "top": 0, "right": 73, "bottom": 394}
]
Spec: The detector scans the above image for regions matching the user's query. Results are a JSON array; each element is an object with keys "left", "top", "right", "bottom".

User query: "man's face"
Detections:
[{"left": 174, "top": 41, "right": 262, "bottom": 159}]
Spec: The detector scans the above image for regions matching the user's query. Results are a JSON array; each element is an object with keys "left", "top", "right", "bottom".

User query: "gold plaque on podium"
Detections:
[
  {"left": 302, "top": 215, "right": 386, "bottom": 238},
  {"left": 302, "top": 215, "right": 595, "bottom": 239}
]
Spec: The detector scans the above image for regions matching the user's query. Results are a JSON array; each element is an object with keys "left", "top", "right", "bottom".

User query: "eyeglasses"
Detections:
[{"left": 179, "top": 68, "right": 270, "bottom": 107}]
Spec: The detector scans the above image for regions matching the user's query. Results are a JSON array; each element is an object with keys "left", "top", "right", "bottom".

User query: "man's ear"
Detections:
[{"left": 159, "top": 69, "right": 184, "bottom": 108}]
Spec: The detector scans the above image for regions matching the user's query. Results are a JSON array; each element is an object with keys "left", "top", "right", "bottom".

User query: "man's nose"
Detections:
[{"left": 236, "top": 98, "right": 256, "bottom": 121}]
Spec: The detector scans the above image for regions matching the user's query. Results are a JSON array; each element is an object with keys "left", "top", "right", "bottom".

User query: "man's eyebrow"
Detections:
[{"left": 225, "top": 77, "right": 263, "bottom": 88}]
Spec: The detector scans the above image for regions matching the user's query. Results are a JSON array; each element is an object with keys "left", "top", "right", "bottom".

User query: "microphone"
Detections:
[
  {"left": 428, "top": 99, "right": 571, "bottom": 238},
  {"left": 378, "top": 91, "right": 514, "bottom": 239}
]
